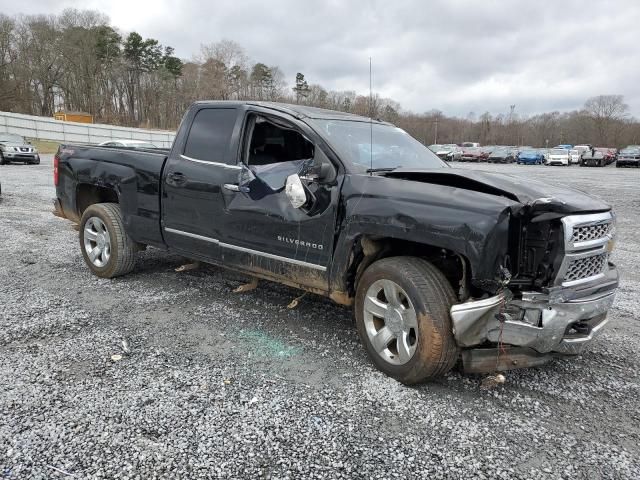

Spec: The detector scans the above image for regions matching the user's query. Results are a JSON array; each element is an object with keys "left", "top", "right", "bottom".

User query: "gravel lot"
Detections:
[{"left": 1, "top": 155, "right": 639, "bottom": 479}]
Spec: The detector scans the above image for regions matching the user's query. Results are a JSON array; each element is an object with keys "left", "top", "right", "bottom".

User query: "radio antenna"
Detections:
[{"left": 369, "top": 57, "right": 373, "bottom": 175}]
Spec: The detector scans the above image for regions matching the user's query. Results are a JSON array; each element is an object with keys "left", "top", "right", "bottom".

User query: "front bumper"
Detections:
[
  {"left": 450, "top": 265, "right": 618, "bottom": 370},
  {"left": 617, "top": 159, "right": 639, "bottom": 167},
  {"left": 4, "top": 152, "right": 39, "bottom": 162}
]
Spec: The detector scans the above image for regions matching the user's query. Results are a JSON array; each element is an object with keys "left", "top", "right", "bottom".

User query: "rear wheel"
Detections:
[
  {"left": 355, "top": 257, "right": 459, "bottom": 384},
  {"left": 79, "top": 203, "right": 138, "bottom": 278},
  {"left": 0, "top": 152, "right": 7, "bottom": 165}
]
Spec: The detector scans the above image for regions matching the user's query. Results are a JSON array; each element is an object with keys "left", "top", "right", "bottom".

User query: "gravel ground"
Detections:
[{"left": 1, "top": 156, "right": 639, "bottom": 479}]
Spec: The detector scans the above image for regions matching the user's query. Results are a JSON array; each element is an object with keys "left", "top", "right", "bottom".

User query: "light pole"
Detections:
[{"left": 433, "top": 116, "right": 439, "bottom": 145}]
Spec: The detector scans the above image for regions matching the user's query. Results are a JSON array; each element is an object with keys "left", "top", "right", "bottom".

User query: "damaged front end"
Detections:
[{"left": 451, "top": 208, "right": 618, "bottom": 374}]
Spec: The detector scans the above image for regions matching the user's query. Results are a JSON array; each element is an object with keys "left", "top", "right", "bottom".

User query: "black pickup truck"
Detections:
[{"left": 54, "top": 101, "right": 619, "bottom": 383}]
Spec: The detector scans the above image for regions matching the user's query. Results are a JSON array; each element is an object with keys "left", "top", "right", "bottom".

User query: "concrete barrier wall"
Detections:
[{"left": 0, "top": 111, "right": 176, "bottom": 148}]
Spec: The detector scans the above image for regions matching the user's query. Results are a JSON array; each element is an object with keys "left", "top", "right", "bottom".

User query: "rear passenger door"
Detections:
[{"left": 161, "top": 106, "right": 242, "bottom": 262}]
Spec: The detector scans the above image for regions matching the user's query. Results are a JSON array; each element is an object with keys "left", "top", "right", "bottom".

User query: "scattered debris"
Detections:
[
  {"left": 233, "top": 278, "right": 258, "bottom": 293},
  {"left": 287, "top": 292, "right": 307, "bottom": 309},
  {"left": 480, "top": 373, "right": 506, "bottom": 390},
  {"left": 223, "top": 378, "right": 232, "bottom": 385},
  {"left": 175, "top": 261, "right": 199, "bottom": 272},
  {"left": 47, "top": 465, "right": 76, "bottom": 477},
  {"left": 121, "top": 339, "right": 131, "bottom": 355},
  {"left": 111, "top": 354, "right": 123, "bottom": 362},
  {"left": 175, "top": 261, "right": 200, "bottom": 272}
]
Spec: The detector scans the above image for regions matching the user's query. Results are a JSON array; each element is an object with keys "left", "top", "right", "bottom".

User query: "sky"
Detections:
[{"left": 3, "top": 0, "right": 640, "bottom": 118}]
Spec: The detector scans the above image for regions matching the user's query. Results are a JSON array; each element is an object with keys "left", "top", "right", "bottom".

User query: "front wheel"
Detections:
[
  {"left": 355, "top": 257, "right": 459, "bottom": 384},
  {"left": 0, "top": 152, "right": 6, "bottom": 165},
  {"left": 79, "top": 203, "right": 138, "bottom": 278}
]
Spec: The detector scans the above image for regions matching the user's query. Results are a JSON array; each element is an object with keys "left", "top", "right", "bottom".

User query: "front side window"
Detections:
[
  {"left": 184, "top": 108, "right": 237, "bottom": 163},
  {"left": 243, "top": 115, "right": 315, "bottom": 191}
]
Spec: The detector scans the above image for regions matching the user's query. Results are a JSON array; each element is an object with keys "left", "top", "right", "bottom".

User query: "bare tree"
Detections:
[{"left": 584, "top": 95, "right": 629, "bottom": 145}]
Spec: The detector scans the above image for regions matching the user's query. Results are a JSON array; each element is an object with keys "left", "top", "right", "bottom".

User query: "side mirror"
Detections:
[
  {"left": 285, "top": 174, "right": 308, "bottom": 209},
  {"left": 305, "top": 149, "right": 336, "bottom": 183}
]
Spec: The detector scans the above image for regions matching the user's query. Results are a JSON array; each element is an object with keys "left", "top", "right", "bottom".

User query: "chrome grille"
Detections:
[
  {"left": 558, "top": 212, "right": 614, "bottom": 286},
  {"left": 571, "top": 223, "right": 612, "bottom": 244},
  {"left": 564, "top": 253, "right": 608, "bottom": 283}
]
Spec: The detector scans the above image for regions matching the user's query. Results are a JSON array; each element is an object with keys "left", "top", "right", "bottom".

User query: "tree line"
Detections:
[{"left": 1, "top": 9, "right": 638, "bottom": 147}]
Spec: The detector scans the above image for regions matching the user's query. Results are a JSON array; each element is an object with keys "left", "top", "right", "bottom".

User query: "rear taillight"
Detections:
[{"left": 53, "top": 155, "right": 59, "bottom": 185}]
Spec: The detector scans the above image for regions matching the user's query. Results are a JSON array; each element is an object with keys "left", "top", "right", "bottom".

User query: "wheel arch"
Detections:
[
  {"left": 330, "top": 234, "right": 472, "bottom": 306},
  {"left": 76, "top": 183, "right": 119, "bottom": 218}
]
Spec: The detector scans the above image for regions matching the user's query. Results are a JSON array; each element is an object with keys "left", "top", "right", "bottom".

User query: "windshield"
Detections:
[
  {"left": 620, "top": 148, "right": 640, "bottom": 155},
  {"left": 0, "top": 133, "right": 24, "bottom": 143},
  {"left": 311, "top": 120, "right": 447, "bottom": 171},
  {"left": 520, "top": 149, "right": 537, "bottom": 155},
  {"left": 550, "top": 149, "right": 567, "bottom": 155}
]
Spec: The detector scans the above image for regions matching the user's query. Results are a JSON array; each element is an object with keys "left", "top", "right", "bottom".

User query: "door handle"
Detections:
[
  {"left": 224, "top": 183, "right": 250, "bottom": 193},
  {"left": 168, "top": 172, "right": 186, "bottom": 185}
]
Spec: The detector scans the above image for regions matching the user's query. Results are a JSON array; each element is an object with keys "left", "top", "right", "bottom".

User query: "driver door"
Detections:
[{"left": 218, "top": 112, "right": 340, "bottom": 292}]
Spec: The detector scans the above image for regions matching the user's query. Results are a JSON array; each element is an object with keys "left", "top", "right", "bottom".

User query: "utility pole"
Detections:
[{"left": 433, "top": 115, "right": 439, "bottom": 144}]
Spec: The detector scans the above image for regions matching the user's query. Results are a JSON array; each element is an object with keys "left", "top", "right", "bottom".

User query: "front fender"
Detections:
[{"left": 328, "top": 174, "right": 519, "bottom": 295}]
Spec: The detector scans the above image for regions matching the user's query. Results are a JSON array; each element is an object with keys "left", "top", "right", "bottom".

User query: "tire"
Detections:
[
  {"left": 79, "top": 203, "right": 138, "bottom": 278},
  {"left": 354, "top": 257, "right": 459, "bottom": 384},
  {"left": 0, "top": 152, "right": 7, "bottom": 165}
]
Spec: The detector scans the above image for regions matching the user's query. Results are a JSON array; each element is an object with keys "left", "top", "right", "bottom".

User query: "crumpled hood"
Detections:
[{"left": 382, "top": 168, "right": 610, "bottom": 214}]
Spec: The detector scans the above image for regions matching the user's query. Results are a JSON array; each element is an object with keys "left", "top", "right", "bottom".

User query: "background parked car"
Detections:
[
  {"left": 545, "top": 148, "right": 571, "bottom": 166},
  {"left": 461, "top": 142, "right": 480, "bottom": 148},
  {"left": 517, "top": 148, "right": 544, "bottom": 165},
  {"left": 479, "top": 146, "right": 495, "bottom": 160},
  {"left": 488, "top": 147, "right": 516, "bottom": 163},
  {"left": 429, "top": 144, "right": 461, "bottom": 161},
  {"left": 460, "top": 146, "right": 487, "bottom": 162},
  {"left": 0, "top": 133, "right": 40, "bottom": 165},
  {"left": 573, "top": 144, "right": 593, "bottom": 157},
  {"left": 442, "top": 144, "right": 463, "bottom": 161},
  {"left": 569, "top": 149, "right": 581, "bottom": 164},
  {"left": 554, "top": 144, "right": 573, "bottom": 150},
  {"left": 595, "top": 147, "right": 617, "bottom": 165},
  {"left": 98, "top": 140, "right": 159, "bottom": 149},
  {"left": 580, "top": 148, "right": 606, "bottom": 167},
  {"left": 616, "top": 146, "right": 640, "bottom": 167}
]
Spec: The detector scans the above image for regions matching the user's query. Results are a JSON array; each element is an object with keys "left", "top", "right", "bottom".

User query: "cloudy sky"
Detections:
[{"left": 3, "top": 0, "right": 640, "bottom": 117}]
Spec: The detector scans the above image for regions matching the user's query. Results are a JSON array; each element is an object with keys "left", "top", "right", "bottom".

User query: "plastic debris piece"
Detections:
[
  {"left": 287, "top": 292, "right": 307, "bottom": 309},
  {"left": 480, "top": 373, "right": 506, "bottom": 389},
  {"left": 111, "top": 354, "right": 123, "bottom": 362},
  {"left": 175, "top": 261, "right": 200, "bottom": 272},
  {"left": 233, "top": 278, "right": 258, "bottom": 293}
]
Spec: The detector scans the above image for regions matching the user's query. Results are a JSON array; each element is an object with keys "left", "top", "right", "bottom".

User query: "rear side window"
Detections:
[{"left": 184, "top": 108, "right": 237, "bottom": 163}]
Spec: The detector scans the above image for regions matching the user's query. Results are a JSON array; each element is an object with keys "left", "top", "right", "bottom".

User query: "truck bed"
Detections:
[{"left": 55, "top": 144, "right": 169, "bottom": 248}]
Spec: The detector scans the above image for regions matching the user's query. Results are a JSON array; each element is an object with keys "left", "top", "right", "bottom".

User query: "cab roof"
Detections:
[{"left": 191, "top": 100, "right": 389, "bottom": 124}]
